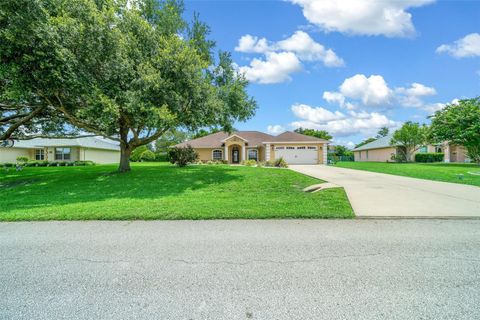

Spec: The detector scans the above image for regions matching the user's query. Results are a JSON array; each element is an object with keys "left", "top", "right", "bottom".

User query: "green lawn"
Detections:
[
  {"left": 0, "top": 162, "right": 353, "bottom": 221},
  {"left": 335, "top": 161, "right": 480, "bottom": 187}
]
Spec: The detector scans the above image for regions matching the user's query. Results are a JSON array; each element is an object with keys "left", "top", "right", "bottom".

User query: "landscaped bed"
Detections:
[
  {"left": 0, "top": 162, "right": 353, "bottom": 221},
  {"left": 335, "top": 161, "right": 480, "bottom": 187}
]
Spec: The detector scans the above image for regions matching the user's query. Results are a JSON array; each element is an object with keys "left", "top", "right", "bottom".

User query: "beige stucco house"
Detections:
[
  {"left": 175, "top": 131, "right": 329, "bottom": 165},
  {"left": 0, "top": 137, "right": 120, "bottom": 164},
  {"left": 353, "top": 134, "right": 469, "bottom": 163}
]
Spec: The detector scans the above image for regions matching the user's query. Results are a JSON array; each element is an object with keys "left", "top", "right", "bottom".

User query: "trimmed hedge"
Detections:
[
  {"left": 415, "top": 152, "right": 444, "bottom": 163},
  {"left": 2, "top": 160, "right": 95, "bottom": 168}
]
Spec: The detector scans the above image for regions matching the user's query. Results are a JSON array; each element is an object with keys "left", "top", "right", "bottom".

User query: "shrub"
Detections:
[
  {"left": 274, "top": 157, "right": 288, "bottom": 168},
  {"left": 130, "top": 146, "right": 148, "bottom": 162},
  {"left": 141, "top": 150, "right": 156, "bottom": 161},
  {"left": 243, "top": 159, "right": 257, "bottom": 166},
  {"left": 264, "top": 160, "right": 275, "bottom": 167},
  {"left": 168, "top": 145, "right": 199, "bottom": 167},
  {"left": 415, "top": 152, "right": 444, "bottom": 163},
  {"left": 155, "top": 152, "right": 168, "bottom": 162},
  {"left": 16, "top": 156, "right": 29, "bottom": 163},
  {"left": 257, "top": 161, "right": 264, "bottom": 167}
]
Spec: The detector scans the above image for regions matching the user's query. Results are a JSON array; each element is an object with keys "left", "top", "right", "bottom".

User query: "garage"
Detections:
[{"left": 275, "top": 146, "right": 318, "bottom": 164}]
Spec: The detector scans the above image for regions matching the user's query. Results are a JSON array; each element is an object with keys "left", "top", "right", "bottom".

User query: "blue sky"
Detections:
[{"left": 185, "top": 0, "right": 480, "bottom": 147}]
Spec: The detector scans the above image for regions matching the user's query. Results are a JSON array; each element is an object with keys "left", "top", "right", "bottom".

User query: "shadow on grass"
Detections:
[{"left": 0, "top": 164, "right": 244, "bottom": 213}]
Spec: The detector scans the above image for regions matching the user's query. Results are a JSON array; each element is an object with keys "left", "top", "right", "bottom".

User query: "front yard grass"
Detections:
[
  {"left": 335, "top": 161, "right": 480, "bottom": 187},
  {"left": 0, "top": 162, "right": 353, "bottom": 221}
]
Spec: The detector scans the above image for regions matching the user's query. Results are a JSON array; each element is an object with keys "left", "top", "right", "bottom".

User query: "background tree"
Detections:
[
  {"left": 192, "top": 127, "right": 222, "bottom": 139},
  {"left": 154, "top": 129, "right": 189, "bottom": 153},
  {"left": 294, "top": 128, "right": 332, "bottom": 140},
  {"left": 0, "top": 0, "right": 256, "bottom": 172},
  {"left": 355, "top": 137, "right": 376, "bottom": 148},
  {"left": 390, "top": 122, "right": 428, "bottom": 162},
  {"left": 376, "top": 127, "right": 389, "bottom": 138},
  {"left": 430, "top": 97, "right": 480, "bottom": 163}
]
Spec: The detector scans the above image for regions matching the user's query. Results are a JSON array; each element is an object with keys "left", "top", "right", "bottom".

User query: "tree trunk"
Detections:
[{"left": 118, "top": 144, "right": 132, "bottom": 172}]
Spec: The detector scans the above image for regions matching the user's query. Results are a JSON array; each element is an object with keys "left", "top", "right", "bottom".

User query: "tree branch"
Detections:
[{"left": 0, "top": 105, "right": 45, "bottom": 141}]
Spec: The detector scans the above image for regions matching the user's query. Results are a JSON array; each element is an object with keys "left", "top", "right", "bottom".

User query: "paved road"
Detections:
[
  {"left": 1, "top": 220, "right": 480, "bottom": 320},
  {"left": 290, "top": 165, "right": 480, "bottom": 217}
]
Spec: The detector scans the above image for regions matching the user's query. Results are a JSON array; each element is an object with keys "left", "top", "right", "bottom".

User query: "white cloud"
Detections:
[
  {"left": 289, "top": 0, "right": 435, "bottom": 37},
  {"left": 235, "top": 35, "right": 270, "bottom": 54},
  {"left": 396, "top": 82, "right": 437, "bottom": 107},
  {"left": 238, "top": 52, "right": 302, "bottom": 84},
  {"left": 235, "top": 31, "right": 343, "bottom": 84},
  {"left": 339, "top": 74, "right": 392, "bottom": 106},
  {"left": 436, "top": 33, "right": 480, "bottom": 58},
  {"left": 291, "top": 103, "right": 345, "bottom": 122},
  {"left": 275, "top": 31, "right": 344, "bottom": 66},
  {"left": 290, "top": 103, "right": 399, "bottom": 137},
  {"left": 267, "top": 125, "right": 285, "bottom": 135},
  {"left": 423, "top": 98, "right": 459, "bottom": 114}
]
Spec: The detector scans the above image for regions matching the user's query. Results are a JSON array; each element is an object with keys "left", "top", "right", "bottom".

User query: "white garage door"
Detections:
[{"left": 275, "top": 146, "right": 318, "bottom": 164}]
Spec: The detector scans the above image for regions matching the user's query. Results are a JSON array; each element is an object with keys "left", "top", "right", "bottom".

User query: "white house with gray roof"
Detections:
[{"left": 0, "top": 137, "right": 120, "bottom": 164}]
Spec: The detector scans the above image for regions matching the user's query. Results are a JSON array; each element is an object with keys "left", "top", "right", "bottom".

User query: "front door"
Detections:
[{"left": 232, "top": 148, "right": 240, "bottom": 164}]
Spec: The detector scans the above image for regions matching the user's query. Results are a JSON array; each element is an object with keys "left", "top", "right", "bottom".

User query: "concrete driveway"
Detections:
[
  {"left": 1, "top": 220, "right": 480, "bottom": 320},
  {"left": 290, "top": 165, "right": 480, "bottom": 217}
]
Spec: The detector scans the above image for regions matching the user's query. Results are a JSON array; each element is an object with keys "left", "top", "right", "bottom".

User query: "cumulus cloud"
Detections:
[
  {"left": 323, "top": 74, "right": 440, "bottom": 112},
  {"left": 267, "top": 125, "right": 285, "bottom": 135},
  {"left": 235, "top": 35, "right": 270, "bottom": 54},
  {"left": 436, "top": 33, "right": 480, "bottom": 58},
  {"left": 275, "top": 31, "right": 344, "bottom": 66},
  {"left": 238, "top": 52, "right": 302, "bottom": 84},
  {"left": 290, "top": 103, "right": 399, "bottom": 137},
  {"left": 289, "top": 0, "right": 435, "bottom": 37},
  {"left": 235, "top": 31, "right": 343, "bottom": 84},
  {"left": 423, "top": 98, "right": 459, "bottom": 114},
  {"left": 396, "top": 83, "right": 437, "bottom": 107}
]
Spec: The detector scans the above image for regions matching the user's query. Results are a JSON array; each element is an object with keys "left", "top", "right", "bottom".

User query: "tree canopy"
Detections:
[
  {"left": 294, "top": 128, "right": 332, "bottom": 140},
  {"left": 430, "top": 98, "right": 480, "bottom": 163},
  {"left": 390, "top": 121, "right": 428, "bottom": 162},
  {"left": 0, "top": 0, "right": 256, "bottom": 171}
]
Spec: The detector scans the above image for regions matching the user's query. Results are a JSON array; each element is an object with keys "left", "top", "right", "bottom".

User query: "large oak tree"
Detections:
[{"left": 0, "top": 0, "right": 256, "bottom": 171}]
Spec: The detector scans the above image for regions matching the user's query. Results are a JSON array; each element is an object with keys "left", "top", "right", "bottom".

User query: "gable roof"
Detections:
[
  {"left": 11, "top": 136, "right": 120, "bottom": 151},
  {"left": 175, "top": 130, "right": 329, "bottom": 148},
  {"left": 266, "top": 131, "right": 330, "bottom": 143},
  {"left": 353, "top": 134, "right": 395, "bottom": 151}
]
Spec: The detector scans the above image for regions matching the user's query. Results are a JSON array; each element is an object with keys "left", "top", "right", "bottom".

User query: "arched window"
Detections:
[{"left": 212, "top": 149, "right": 223, "bottom": 161}]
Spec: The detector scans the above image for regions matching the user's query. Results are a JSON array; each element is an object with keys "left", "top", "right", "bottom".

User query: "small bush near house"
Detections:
[
  {"left": 243, "top": 160, "right": 257, "bottom": 166},
  {"left": 141, "top": 150, "right": 156, "bottom": 162},
  {"left": 168, "top": 145, "right": 199, "bottom": 167},
  {"left": 264, "top": 160, "right": 275, "bottom": 167},
  {"left": 16, "top": 156, "right": 29, "bottom": 163},
  {"left": 415, "top": 153, "right": 444, "bottom": 163},
  {"left": 274, "top": 157, "right": 288, "bottom": 168},
  {"left": 154, "top": 152, "right": 168, "bottom": 162}
]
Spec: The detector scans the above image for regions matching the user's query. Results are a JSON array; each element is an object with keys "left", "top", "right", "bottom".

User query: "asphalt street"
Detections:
[{"left": 1, "top": 220, "right": 480, "bottom": 319}]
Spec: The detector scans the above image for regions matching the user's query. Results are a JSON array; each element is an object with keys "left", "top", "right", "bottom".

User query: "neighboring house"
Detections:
[
  {"left": 352, "top": 134, "right": 469, "bottom": 163},
  {"left": 0, "top": 137, "right": 120, "bottom": 164},
  {"left": 175, "top": 131, "right": 329, "bottom": 165}
]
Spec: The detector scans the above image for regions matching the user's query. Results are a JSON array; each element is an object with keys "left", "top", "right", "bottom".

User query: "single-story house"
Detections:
[
  {"left": 175, "top": 131, "right": 329, "bottom": 165},
  {"left": 0, "top": 137, "right": 120, "bottom": 164},
  {"left": 352, "top": 134, "right": 469, "bottom": 163}
]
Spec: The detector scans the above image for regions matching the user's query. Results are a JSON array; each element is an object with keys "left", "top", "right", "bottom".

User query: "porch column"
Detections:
[
  {"left": 323, "top": 143, "right": 328, "bottom": 165},
  {"left": 242, "top": 145, "right": 246, "bottom": 162},
  {"left": 444, "top": 142, "right": 450, "bottom": 163},
  {"left": 224, "top": 145, "right": 228, "bottom": 161},
  {"left": 265, "top": 144, "right": 271, "bottom": 161}
]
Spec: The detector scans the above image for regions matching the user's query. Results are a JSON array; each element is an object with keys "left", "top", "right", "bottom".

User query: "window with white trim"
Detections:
[
  {"left": 35, "top": 149, "right": 45, "bottom": 160},
  {"left": 55, "top": 147, "right": 71, "bottom": 160},
  {"left": 212, "top": 149, "right": 223, "bottom": 161},
  {"left": 286, "top": 146, "right": 295, "bottom": 150},
  {"left": 275, "top": 146, "right": 284, "bottom": 150},
  {"left": 297, "top": 146, "right": 306, "bottom": 150},
  {"left": 307, "top": 146, "right": 317, "bottom": 150},
  {"left": 248, "top": 149, "right": 258, "bottom": 161}
]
